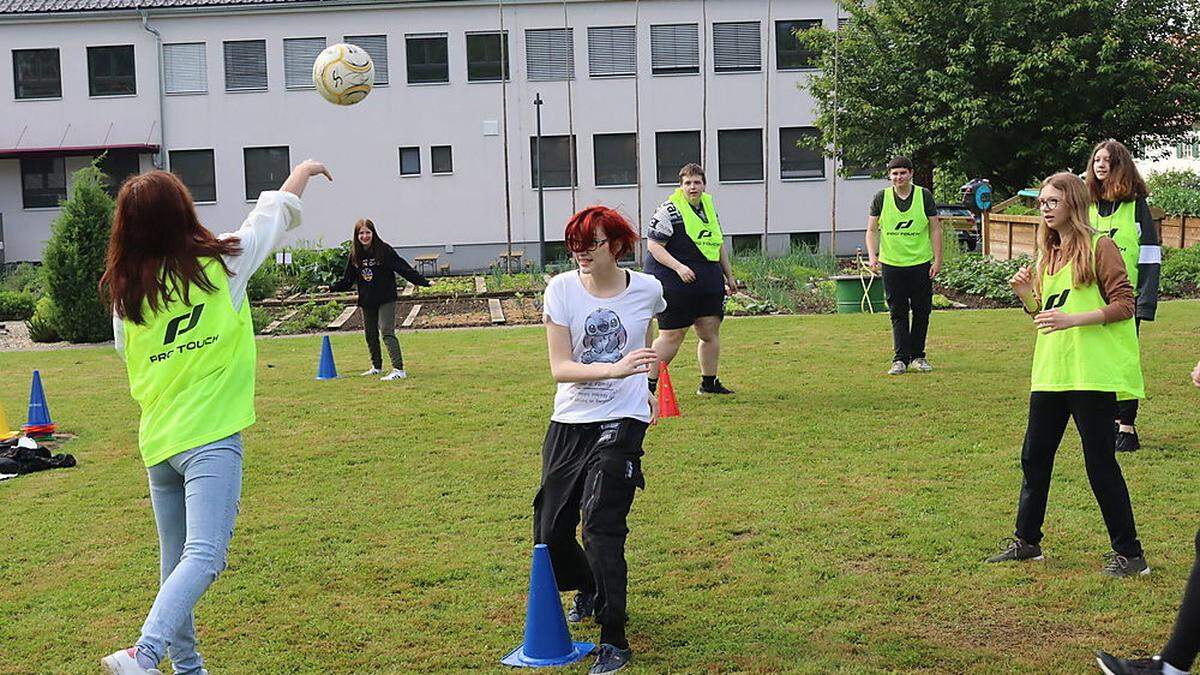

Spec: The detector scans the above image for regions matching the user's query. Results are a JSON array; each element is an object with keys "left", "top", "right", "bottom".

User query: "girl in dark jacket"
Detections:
[{"left": 330, "top": 219, "right": 430, "bottom": 380}]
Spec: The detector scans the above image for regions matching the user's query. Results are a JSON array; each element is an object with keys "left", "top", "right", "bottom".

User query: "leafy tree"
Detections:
[
  {"left": 42, "top": 163, "right": 115, "bottom": 342},
  {"left": 797, "top": 0, "right": 1200, "bottom": 194}
]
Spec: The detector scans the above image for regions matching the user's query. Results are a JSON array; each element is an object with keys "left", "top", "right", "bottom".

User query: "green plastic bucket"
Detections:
[{"left": 831, "top": 274, "right": 886, "bottom": 314}]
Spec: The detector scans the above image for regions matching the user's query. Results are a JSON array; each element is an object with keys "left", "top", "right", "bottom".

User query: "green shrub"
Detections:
[
  {"left": 278, "top": 301, "right": 343, "bottom": 334},
  {"left": 280, "top": 241, "right": 352, "bottom": 293},
  {"left": 1160, "top": 245, "right": 1200, "bottom": 297},
  {"left": 0, "top": 291, "right": 36, "bottom": 320},
  {"left": 26, "top": 297, "right": 60, "bottom": 343},
  {"left": 0, "top": 263, "right": 45, "bottom": 297},
  {"left": 247, "top": 261, "right": 282, "bottom": 302},
  {"left": 1001, "top": 203, "right": 1039, "bottom": 216},
  {"left": 42, "top": 164, "right": 114, "bottom": 342},
  {"left": 938, "top": 254, "right": 1030, "bottom": 305},
  {"left": 1148, "top": 170, "right": 1200, "bottom": 216}
]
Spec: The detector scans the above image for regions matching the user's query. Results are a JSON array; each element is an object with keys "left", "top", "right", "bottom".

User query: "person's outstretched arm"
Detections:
[
  {"left": 329, "top": 258, "right": 356, "bottom": 293},
  {"left": 388, "top": 248, "right": 433, "bottom": 287}
]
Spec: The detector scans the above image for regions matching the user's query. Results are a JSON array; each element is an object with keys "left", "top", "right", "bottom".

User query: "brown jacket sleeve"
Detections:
[{"left": 1095, "top": 237, "right": 1134, "bottom": 324}]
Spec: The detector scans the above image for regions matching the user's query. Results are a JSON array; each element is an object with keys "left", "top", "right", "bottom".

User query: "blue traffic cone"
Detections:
[
  {"left": 315, "top": 336, "right": 338, "bottom": 380},
  {"left": 502, "top": 544, "right": 594, "bottom": 668},
  {"left": 26, "top": 370, "right": 52, "bottom": 426}
]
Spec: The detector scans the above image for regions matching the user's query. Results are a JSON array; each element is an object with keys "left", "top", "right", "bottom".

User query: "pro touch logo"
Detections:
[
  {"left": 1042, "top": 290, "right": 1070, "bottom": 311},
  {"left": 697, "top": 229, "right": 714, "bottom": 239},
  {"left": 894, "top": 220, "right": 915, "bottom": 230},
  {"left": 163, "top": 304, "right": 204, "bottom": 345}
]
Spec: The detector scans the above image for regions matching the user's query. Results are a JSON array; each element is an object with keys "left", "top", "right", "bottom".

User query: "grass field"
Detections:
[{"left": 2, "top": 302, "right": 1199, "bottom": 674}]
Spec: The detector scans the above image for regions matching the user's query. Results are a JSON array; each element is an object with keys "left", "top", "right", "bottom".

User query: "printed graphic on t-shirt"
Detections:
[
  {"left": 580, "top": 308, "right": 627, "bottom": 364},
  {"left": 360, "top": 259, "right": 376, "bottom": 282}
]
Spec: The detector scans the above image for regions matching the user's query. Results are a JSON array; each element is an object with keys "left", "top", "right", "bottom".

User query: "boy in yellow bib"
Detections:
[
  {"left": 986, "top": 172, "right": 1149, "bottom": 577},
  {"left": 866, "top": 156, "right": 942, "bottom": 375}
]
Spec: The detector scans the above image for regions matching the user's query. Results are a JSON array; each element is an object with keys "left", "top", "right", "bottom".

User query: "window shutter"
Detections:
[
  {"left": 345, "top": 34, "right": 388, "bottom": 85},
  {"left": 224, "top": 40, "right": 267, "bottom": 91},
  {"left": 525, "top": 28, "right": 574, "bottom": 81},
  {"left": 650, "top": 24, "right": 699, "bottom": 74},
  {"left": 713, "top": 22, "right": 760, "bottom": 72},
  {"left": 284, "top": 37, "right": 326, "bottom": 89},
  {"left": 164, "top": 43, "right": 206, "bottom": 94},
  {"left": 587, "top": 26, "right": 635, "bottom": 77}
]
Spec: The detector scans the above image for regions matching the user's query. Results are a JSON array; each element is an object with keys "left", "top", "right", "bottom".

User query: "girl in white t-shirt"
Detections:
[{"left": 536, "top": 206, "right": 665, "bottom": 675}]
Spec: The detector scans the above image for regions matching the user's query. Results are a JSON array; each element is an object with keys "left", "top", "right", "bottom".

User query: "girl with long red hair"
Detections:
[{"left": 99, "top": 160, "right": 331, "bottom": 675}]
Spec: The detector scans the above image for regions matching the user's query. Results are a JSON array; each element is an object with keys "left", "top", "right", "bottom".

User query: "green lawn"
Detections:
[{"left": 2, "top": 302, "right": 1199, "bottom": 674}]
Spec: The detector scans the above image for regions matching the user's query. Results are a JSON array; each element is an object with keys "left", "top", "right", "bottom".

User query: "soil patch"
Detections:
[{"left": 499, "top": 297, "right": 543, "bottom": 325}]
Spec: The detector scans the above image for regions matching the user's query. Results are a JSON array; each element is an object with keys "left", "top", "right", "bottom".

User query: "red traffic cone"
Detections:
[{"left": 657, "top": 362, "right": 681, "bottom": 418}]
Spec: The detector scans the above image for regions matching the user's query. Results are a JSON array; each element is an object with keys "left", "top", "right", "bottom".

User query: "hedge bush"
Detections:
[
  {"left": 0, "top": 291, "right": 36, "bottom": 321},
  {"left": 42, "top": 164, "right": 114, "bottom": 342},
  {"left": 1148, "top": 170, "right": 1200, "bottom": 216},
  {"left": 1161, "top": 245, "right": 1200, "bottom": 297},
  {"left": 26, "top": 297, "right": 61, "bottom": 343},
  {"left": 938, "top": 254, "right": 1030, "bottom": 306}
]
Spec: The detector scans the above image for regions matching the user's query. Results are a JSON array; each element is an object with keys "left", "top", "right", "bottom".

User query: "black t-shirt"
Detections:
[
  {"left": 331, "top": 246, "right": 431, "bottom": 307},
  {"left": 870, "top": 186, "right": 937, "bottom": 218},
  {"left": 644, "top": 198, "right": 725, "bottom": 295}
]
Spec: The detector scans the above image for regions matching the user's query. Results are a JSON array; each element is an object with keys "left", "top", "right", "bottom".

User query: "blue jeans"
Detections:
[{"left": 136, "top": 434, "right": 242, "bottom": 674}]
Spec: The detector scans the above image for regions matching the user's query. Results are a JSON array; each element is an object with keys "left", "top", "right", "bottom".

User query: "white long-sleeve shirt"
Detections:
[{"left": 113, "top": 190, "right": 303, "bottom": 358}]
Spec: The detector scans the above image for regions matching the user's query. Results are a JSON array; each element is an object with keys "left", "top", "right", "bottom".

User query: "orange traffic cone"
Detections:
[{"left": 657, "top": 362, "right": 681, "bottom": 419}]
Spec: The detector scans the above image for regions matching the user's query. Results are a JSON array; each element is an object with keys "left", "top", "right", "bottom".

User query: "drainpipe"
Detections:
[{"left": 139, "top": 7, "right": 167, "bottom": 170}]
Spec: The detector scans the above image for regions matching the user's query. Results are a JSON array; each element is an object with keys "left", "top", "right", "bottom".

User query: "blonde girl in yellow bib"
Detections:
[{"left": 986, "top": 172, "right": 1149, "bottom": 577}]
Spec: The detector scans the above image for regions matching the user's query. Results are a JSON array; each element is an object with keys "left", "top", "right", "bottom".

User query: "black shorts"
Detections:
[{"left": 657, "top": 289, "right": 725, "bottom": 330}]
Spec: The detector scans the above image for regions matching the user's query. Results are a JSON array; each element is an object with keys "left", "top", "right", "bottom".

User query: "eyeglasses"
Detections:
[
  {"left": 1037, "top": 198, "right": 1060, "bottom": 211},
  {"left": 568, "top": 237, "right": 611, "bottom": 252}
]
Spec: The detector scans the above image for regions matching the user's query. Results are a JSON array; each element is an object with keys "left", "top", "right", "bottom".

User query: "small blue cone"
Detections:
[
  {"left": 502, "top": 544, "right": 594, "bottom": 668},
  {"left": 26, "top": 370, "right": 52, "bottom": 426},
  {"left": 315, "top": 336, "right": 338, "bottom": 380}
]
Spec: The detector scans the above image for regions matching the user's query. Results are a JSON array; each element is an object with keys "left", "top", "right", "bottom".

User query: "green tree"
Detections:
[
  {"left": 43, "top": 163, "right": 115, "bottom": 342},
  {"left": 797, "top": 0, "right": 1200, "bottom": 194}
]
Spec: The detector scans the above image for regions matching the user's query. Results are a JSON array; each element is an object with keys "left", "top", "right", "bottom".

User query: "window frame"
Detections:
[
  {"left": 86, "top": 44, "right": 137, "bottom": 97},
  {"left": 282, "top": 36, "right": 326, "bottom": 90},
  {"left": 779, "top": 126, "right": 826, "bottom": 180},
  {"left": 405, "top": 33, "right": 450, "bottom": 85},
  {"left": 163, "top": 42, "right": 208, "bottom": 95},
  {"left": 654, "top": 130, "right": 702, "bottom": 186},
  {"left": 169, "top": 148, "right": 218, "bottom": 203},
  {"left": 465, "top": 31, "right": 509, "bottom": 82},
  {"left": 529, "top": 134, "right": 578, "bottom": 189},
  {"left": 775, "top": 19, "right": 823, "bottom": 71},
  {"left": 717, "top": 128, "right": 764, "bottom": 183},
  {"left": 20, "top": 156, "right": 67, "bottom": 209},
  {"left": 431, "top": 145, "right": 453, "bottom": 175},
  {"left": 525, "top": 27, "right": 575, "bottom": 82},
  {"left": 649, "top": 23, "right": 700, "bottom": 76},
  {"left": 12, "top": 48, "right": 62, "bottom": 100},
  {"left": 344, "top": 34, "right": 389, "bottom": 86},
  {"left": 399, "top": 146, "right": 421, "bottom": 176},
  {"left": 587, "top": 25, "right": 637, "bottom": 78},
  {"left": 712, "top": 21, "right": 762, "bottom": 74},
  {"left": 242, "top": 145, "right": 290, "bottom": 201},
  {"left": 223, "top": 39, "right": 269, "bottom": 92},
  {"left": 592, "top": 132, "right": 638, "bottom": 187}
]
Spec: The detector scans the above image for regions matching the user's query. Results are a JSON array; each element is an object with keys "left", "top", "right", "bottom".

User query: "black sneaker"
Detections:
[
  {"left": 566, "top": 592, "right": 594, "bottom": 623},
  {"left": 985, "top": 537, "right": 1044, "bottom": 563},
  {"left": 1102, "top": 551, "right": 1150, "bottom": 578},
  {"left": 697, "top": 378, "right": 734, "bottom": 395},
  {"left": 1116, "top": 430, "right": 1141, "bottom": 453},
  {"left": 588, "top": 644, "right": 632, "bottom": 674},
  {"left": 1095, "top": 651, "right": 1164, "bottom": 674}
]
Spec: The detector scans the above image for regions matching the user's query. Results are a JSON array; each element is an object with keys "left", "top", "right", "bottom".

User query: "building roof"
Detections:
[
  {"left": 0, "top": 143, "right": 159, "bottom": 159},
  {"left": 0, "top": 0, "right": 314, "bottom": 13}
]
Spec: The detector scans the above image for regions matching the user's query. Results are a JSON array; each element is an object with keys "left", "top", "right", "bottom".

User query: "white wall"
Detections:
[{"left": 0, "top": 0, "right": 886, "bottom": 265}]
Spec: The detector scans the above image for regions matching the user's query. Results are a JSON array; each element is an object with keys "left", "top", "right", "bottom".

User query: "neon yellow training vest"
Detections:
[
  {"left": 1088, "top": 200, "right": 1140, "bottom": 290},
  {"left": 1029, "top": 234, "right": 1144, "bottom": 400},
  {"left": 122, "top": 258, "right": 257, "bottom": 467},
  {"left": 668, "top": 189, "right": 724, "bottom": 262},
  {"left": 878, "top": 186, "right": 933, "bottom": 267}
]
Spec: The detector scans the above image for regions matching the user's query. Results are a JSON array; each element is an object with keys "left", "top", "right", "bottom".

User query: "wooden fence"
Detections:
[{"left": 984, "top": 212, "right": 1200, "bottom": 261}]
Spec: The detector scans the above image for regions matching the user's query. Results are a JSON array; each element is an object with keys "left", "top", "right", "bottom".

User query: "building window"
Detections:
[
  {"left": 12, "top": 48, "right": 61, "bottom": 99},
  {"left": 87, "top": 45, "right": 136, "bottom": 96},
  {"left": 244, "top": 146, "right": 289, "bottom": 200},
  {"left": 170, "top": 149, "right": 217, "bottom": 202},
  {"left": 731, "top": 234, "right": 762, "bottom": 255},
  {"left": 780, "top": 127, "right": 825, "bottom": 179},
  {"left": 224, "top": 40, "right": 268, "bottom": 91},
  {"left": 713, "top": 22, "right": 761, "bottom": 73},
  {"left": 526, "top": 28, "right": 574, "bottom": 81},
  {"left": 790, "top": 232, "right": 820, "bottom": 251},
  {"left": 718, "top": 129, "right": 763, "bottom": 182},
  {"left": 284, "top": 37, "right": 325, "bottom": 89},
  {"left": 593, "top": 133, "right": 637, "bottom": 186},
  {"left": 588, "top": 26, "right": 636, "bottom": 77},
  {"left": 21, "top": 157, "right": 66, "bottom": 209},
  {"left": 164, "top": 43, "right": 207, "bottom": 94},
  {"left": 399, "top": 146, "right": 421, "bottom": 175},
  {"left": 97, "top": 151, "right": 141, "bottom": 197},
  {"left": 466, "top": 31, "right": 508, "bottom": 82},
  {"left": 655, "top": 131, "right": 701, "bottom": 185},
  {"left": 650, "top": 24, "right": 699, "bottom": 75},
  {"left": 406, "top": 34, "right": 449, "bottom": 84},
  {"left": 345, "top": 35, "right": 388, "bottom": 85},
  {"left": 530, "top": 135, "right": 577, "bottom": 188},
  {"left": 776, "top": 20, "right": 822, "bottom": 70},
  {"left": 431, "top": 146, "right": 453, "bottom": 174},
  {"left": 845, "top": 161, "right": 883, "bottom": 178}
]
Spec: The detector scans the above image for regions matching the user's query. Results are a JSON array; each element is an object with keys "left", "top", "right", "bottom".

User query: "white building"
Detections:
[
  {"left": 1137, "top": 128, "right": 1200, "bottom": 177},
  {"left": 0, "top": 0, "right": 885, "bottom": 269}
]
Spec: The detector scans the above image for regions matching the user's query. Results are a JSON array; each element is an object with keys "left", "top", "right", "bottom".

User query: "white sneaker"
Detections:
[
  {"left": 909, "top": 358, "right": 933, "bottom": 373},
  {"left": 102, "top": 648, "right": 162, "bottom": 675},
  {"left": 360, "top": 368, "right": 383, "bottom": 376},
  {"left": 381, "top": 369, "right": 407, "bottom": 381}
]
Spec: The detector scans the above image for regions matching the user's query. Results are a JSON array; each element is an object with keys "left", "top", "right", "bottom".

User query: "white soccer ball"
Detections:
[{"left": 312, "top": 43, "right": 374, "bottom": 106}]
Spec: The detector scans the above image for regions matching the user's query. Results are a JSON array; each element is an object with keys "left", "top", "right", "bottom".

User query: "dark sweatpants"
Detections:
[
  {"left": 1014, "top": 391, "right": 1144, "bottom": 558},
  {"left": 533, "top": 418, "right": 647, "bottom": 645},
  {"left": 881, "top": 261, "right": 933, "bottom": 363},
  {"left": 1161, "top": 529, "right": 1200, "bottom": 671}
]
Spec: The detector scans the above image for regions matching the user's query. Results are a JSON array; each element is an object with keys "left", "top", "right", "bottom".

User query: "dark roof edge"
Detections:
[{"left": 0, "top": 0, "right": 564, "bottom": 22}]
